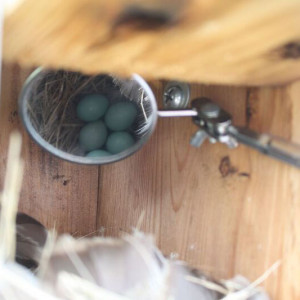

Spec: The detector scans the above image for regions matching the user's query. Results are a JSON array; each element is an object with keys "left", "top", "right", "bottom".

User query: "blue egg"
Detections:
[
  {"left": 77, "top": 94, "right": 109, "bottom": 122},
  {"left": 105, "top": 101, "right": 137, "bottom": 131},
  {"left": 106, "top": 131, "right": 135, "bottom": 154},
  {"left": 79, "top": 120, "right": 107, "bottom": 151},
  {"left": 86, "top": 149, "right": 111, "bottom": 157}
]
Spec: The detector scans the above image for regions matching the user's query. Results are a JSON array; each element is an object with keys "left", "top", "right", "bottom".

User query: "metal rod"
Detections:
[
  {"left": 157, "top": 109, "right": 198, "bottom": 117},
  {"left": 229, "top": 126, "right": 300, "bottom": 168}
]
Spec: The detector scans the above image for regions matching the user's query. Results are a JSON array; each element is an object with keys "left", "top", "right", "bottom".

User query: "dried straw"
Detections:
[
  {"left": 0, "top": 132, "right": 24, "bottom": 262},
  {"left": 27, "top": 70, "right": 120, "bottom": 155}
]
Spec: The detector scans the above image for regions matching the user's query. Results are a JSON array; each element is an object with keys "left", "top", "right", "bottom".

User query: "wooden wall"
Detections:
[
  {"left": 1, "top": 62, "right": 300, "bottom": 299},
  {"left": 4, "top": 0, "right": 300, "bottom": 86}
]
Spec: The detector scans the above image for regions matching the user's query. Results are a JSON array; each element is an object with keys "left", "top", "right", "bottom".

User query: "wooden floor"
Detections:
[{"left": 1, "top": 62, "right": 300, "bottom": 299}]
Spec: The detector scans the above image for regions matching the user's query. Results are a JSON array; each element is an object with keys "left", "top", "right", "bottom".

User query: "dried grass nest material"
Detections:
[
  {"left": 0, "top": 230, "right": 274, "bottom": 300},
  {"left": 27, "top": 70, "right": 133, "bottom": 155}
]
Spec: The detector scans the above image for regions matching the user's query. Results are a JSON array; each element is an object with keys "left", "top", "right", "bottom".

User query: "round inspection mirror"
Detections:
[{"left": 19, "top": 68, "right": 158, "bottom": 165}]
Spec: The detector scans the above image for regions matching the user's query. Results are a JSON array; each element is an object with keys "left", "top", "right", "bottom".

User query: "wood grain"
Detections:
[
  {"left": 98, "top": 81, "right": 300, "bottom": 299},
  {"left": 3, "top": 0, "right": 300, "bottom": 86},
  {"left": 0, "top": 63, "right": 99, "bottom": 236},
  {"left": 1, "top": 63, "right": 300, "bottom": 299}
]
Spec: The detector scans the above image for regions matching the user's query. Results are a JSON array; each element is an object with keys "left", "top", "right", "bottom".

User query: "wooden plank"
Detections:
[
  {"left": 97, "top": 81, "right": 300, "bottom": 299},
  {"left": 3, "top": 0, "right": 300, "bottom": 86},
  {"left": 234, "top": 83, "right": 300, "bottom": 299},
  {"left": 1, "top": 62, "right": 300, "bottom": 298},
  {"left": 0, "top": 63, "right": 99, "bottom": 236}
]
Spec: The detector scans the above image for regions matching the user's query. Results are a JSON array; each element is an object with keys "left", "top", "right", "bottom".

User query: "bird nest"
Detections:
[{"left": 26, "top": 70, "right": 126, "bottom": 156}]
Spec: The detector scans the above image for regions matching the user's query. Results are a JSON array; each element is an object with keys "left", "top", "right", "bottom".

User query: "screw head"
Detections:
[
  {"left": 163, "top": 82, "right": 190, "bottom": 109},
  {"left": 164, "top": 86, "right": 183, "bottom": 107}
]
